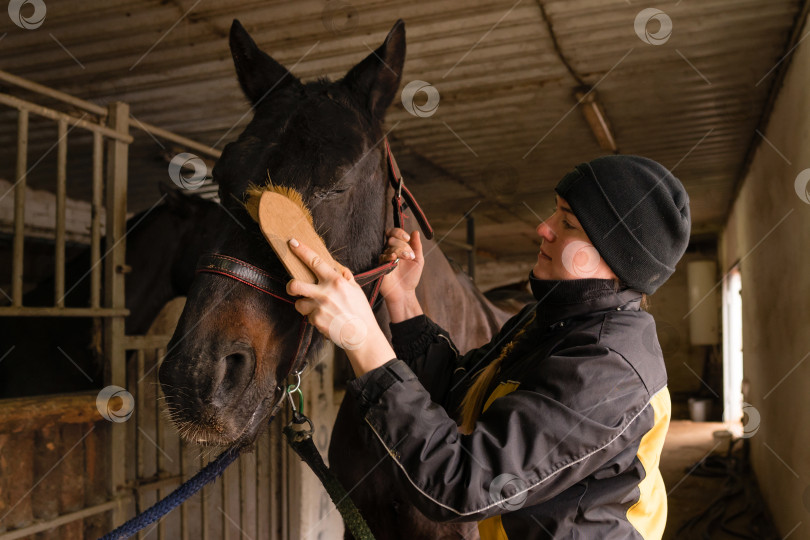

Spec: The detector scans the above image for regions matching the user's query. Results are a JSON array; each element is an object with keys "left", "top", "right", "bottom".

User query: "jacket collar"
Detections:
[{"left": 528, "top": 273, "right": 643, "bottom": 329}]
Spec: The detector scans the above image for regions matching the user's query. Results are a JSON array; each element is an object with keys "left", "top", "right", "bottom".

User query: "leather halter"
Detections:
[
  {"left": 384, "top": 137, "right": 433, "bottom": 238},
  {"left": 194, "top": 138, "right": 433, "bottom": 415}
]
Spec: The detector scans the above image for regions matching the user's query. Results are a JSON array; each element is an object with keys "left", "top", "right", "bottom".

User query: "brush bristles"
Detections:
[{"left": 243, "top": 180, "right": 314, "bottom": 226}]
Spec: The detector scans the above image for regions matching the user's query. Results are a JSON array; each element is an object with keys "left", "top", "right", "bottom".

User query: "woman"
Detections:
[{"left": 286, "top": 155, "right": 691, "bottom": 539}]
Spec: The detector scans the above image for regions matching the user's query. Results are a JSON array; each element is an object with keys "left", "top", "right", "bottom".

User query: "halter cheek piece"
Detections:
[{"left": 195, "top": 137, "right": 433, "bottom": 419}]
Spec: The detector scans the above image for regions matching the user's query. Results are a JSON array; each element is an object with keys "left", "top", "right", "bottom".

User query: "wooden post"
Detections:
[
  {"left": 55, "top": 119, "right": 67, "bottom": 307},
  {"left": 91, "top": 131, "right": 103, "bottom": 308},
  {"left": 103, "top": 101, "right": 129, "bottom": 526},
  {"left": 11, "top": 109, "right": 28, "bottom": 306},
  {"left": 295, "top": 346, "right": 343, "bottom": 539}
]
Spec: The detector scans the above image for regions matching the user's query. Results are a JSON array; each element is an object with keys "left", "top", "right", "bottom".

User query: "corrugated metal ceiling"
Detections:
[{"left": 0, "top": 0, "right": 803, "bottom": 268}]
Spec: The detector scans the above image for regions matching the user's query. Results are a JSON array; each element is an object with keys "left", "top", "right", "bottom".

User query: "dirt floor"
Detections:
[{"left": 662, "top": 420, "right": 780, "bottom": 539}]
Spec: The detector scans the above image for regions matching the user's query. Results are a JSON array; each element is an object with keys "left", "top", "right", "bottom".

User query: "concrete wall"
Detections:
[
  {"left": 646, "top": 249, "right": 721, "bottom": 420},
  {"left": 719, "top": 12, "right": 810, "bottom": 536}
]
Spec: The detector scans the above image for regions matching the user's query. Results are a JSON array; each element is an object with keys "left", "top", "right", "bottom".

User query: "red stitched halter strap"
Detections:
[
  {"left": 384, "top": 137, "right": 434, "bottom": 240},
  {"left": 195, "top": 254, "right": 399, "bottom": 307},
  {"left": 194, "top": 253, "right": 396, "bottom": 393},
  {"left": 196, "top": 253, "right": 295, "bottom": 304}
]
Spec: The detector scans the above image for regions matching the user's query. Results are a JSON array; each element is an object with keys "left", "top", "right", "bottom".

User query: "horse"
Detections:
[
  {"left": 0, "top": 187, "right": 226, "bottom": 398},
  {"left": 158, "top": 20, "right": 513, "bottom": 539}
]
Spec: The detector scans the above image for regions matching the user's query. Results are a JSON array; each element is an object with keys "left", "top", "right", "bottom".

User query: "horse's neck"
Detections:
[
  {"left": 415, "top": 234, "right": 509, "bottom": 351},
  {"left": 123, "top": 255, "right": 182, "bottom": 335},
  {"left": 125, "top": 283, "right": 177, "bottom": 335}
]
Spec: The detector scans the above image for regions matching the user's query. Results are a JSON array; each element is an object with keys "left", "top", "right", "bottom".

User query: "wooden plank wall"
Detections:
[
  {"left": 0, "top": 299, "right": 344, "bottom": 539},
  {"left": 129, "top": 341, "right": 299, "bottom": 540},
  {"left": 124, "top": 298, "right": 343, "bottom": 540},
  {"left": 0, "top": 393, "right": 110, "bottom": 539},
  {"left": 296, "top": 348, "right": 344, "bottom": 540}
]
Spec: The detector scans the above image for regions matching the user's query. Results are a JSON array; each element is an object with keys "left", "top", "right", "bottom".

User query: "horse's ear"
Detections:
[
  {"left": 229, "top": 19, "right": 301, "bottom": 105},
  {"left": 159, "top": 182, "right": 192, "bottom": 217},
  {"left": 342, "top": 19, "right": 405, "bottom": 119}
]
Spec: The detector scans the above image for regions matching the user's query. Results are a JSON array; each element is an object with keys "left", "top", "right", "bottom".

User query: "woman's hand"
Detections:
[
  {"left": 286, "top": 238, "right": 395, "bottom": 376},
  {"left": 379, "top": 228, "right": 424, "bottom": 303}
]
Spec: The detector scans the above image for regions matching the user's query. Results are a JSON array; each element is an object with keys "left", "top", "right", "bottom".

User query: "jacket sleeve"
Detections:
[
  {"left": 388, "top": 304, "right": 538, "bottom": 408},
  {"left": 346, "top": 340, "right": 654, "bottom": 523}
]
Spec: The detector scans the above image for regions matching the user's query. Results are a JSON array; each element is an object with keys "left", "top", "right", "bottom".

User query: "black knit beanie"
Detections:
[{"left": 554, "top": 155, "right": 691, "bottom": 295}]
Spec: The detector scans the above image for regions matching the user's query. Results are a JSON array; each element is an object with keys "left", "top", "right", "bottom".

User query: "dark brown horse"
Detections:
[
  {"left": 158, "top": 20, "right": 512, "bottom": 539},
  {"left": 0, "top": 187, "right": 227, "bottom": 398}
]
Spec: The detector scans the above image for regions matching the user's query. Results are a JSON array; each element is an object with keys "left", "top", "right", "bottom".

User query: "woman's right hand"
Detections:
[{"left": 378, "top": 228, "right": 424, "bottom": 303}]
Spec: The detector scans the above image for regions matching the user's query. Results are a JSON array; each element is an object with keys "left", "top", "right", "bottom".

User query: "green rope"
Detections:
[
  {"left": 283, "top": 417, "right": 376, "bottom": 540},
  {"left": 286, "top": 383, "right": 304, "bottom": 414}
]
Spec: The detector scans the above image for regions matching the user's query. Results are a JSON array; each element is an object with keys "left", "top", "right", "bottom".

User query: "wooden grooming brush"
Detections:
[{"left": 249, "top": 189, "right": 345, "bottom": 284}]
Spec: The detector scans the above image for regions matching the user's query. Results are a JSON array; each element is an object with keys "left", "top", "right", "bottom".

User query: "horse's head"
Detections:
[{"left": 159, "top": 20, "right": 405, "bottom": 446}]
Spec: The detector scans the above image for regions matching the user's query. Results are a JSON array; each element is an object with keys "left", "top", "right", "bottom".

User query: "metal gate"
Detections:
[{"left": 0, "top": 69, "right": 341, "bottom": 539}]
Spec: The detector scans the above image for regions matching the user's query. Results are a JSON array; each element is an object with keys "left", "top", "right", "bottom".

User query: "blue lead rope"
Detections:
[
  {"left": 98, "top": 445, "right": 241, "bottom": 540},
  {"left": 98, "top": 344, "right": 375, "bottom": 538}
]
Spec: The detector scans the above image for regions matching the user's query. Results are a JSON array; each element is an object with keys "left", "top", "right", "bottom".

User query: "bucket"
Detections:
[{"left": 688, "top": 397, "right": 713, "bottom": 422}]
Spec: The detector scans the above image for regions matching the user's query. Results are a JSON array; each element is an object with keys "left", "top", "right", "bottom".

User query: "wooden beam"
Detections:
[
  {"left": 0, "top": 499, "right": 129, "bottom": 540},
  {"left": 0, "top": 391, "right": 100, "bottom": 431},
  {"left": 11, "top": 109, "right": 27, "bottom": 307}
]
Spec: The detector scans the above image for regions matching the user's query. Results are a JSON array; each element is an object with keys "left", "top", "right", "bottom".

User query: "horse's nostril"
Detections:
[
  {"left": 224, "top": 351, "right": 247, "bottom": 373},
  {"left": 217, "top": 349, "right": 256, "bottom": 396}
]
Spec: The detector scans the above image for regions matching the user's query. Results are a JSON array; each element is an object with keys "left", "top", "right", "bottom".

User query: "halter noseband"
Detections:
[{"left": 194, "top": 138, "right": 433, "bottom": 416}]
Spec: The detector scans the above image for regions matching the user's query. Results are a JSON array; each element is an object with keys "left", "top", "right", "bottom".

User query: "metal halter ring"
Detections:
[
  {"left": 288, "top": 371, "right": 302, "bottom": 394},
  {"left": 285, "top": 371, "right": 304, "bottom": 414}
]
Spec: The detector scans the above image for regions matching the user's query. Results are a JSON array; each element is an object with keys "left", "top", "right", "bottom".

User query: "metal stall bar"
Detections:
[
  {"left": 0, "top": 94, "right": 131, "bottom": 142},
  {"left": 55, "top": 118, "right": 67, "bottom": 307},
  {"left": 103, "top": 101, "right": 130, "bottom": 526},
  {"left": 130, "top": 120, "right": 221, "bottom": 160},
  {"left": 0, "top": 69, "right": 235, "bottom": 538},
  {"left": 0, "top": 68, "right": 107, "bottom": 117},
  {"left": 0, "top": 68, "right": 220, "bottom": 159},
  {"left": 0, "top": 93, "right": 132, "bottom": 315},
  {"left": 11, "top": 109, "right": 28, "bottom": 306},
  {"left": 91, "top": 131, "right": 103, "bottom": 308}
]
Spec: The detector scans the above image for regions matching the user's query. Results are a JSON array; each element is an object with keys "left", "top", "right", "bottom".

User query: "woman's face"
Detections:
[{"left": 532, "top": 194, "right": 619, "bottom": 281}]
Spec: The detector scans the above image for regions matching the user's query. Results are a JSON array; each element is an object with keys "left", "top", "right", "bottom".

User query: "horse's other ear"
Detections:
[
  {"left": 229, "top": 19, "right": 301, "bottom": 105},
  {"left": 159, "top": 182, "right": 193, "bottom": 217},
  {"left": 342, "top": 19, "right": 405, "bottom": 119}
]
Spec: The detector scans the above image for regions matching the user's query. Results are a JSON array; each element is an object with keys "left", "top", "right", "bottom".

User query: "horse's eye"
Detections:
[{"left": 312, "top": 187, "right": 347, "bottom": 199}]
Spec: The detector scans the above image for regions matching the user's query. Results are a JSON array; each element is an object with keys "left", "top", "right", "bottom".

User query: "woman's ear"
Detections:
[{"left": 341, "top": 19, "right": 406, "bottom": 120}]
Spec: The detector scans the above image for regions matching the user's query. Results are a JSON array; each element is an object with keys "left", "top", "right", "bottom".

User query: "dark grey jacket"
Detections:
[{"left": 347, "top": 277, "right": 671, "bottom": 539}]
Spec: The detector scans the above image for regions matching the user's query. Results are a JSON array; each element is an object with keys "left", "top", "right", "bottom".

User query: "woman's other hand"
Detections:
[
  {"left": 379, "top": 228, "right": 424, "bottom": 302},
  {"left": 379, "top": 228, "right": 425, "bottom": 323}
]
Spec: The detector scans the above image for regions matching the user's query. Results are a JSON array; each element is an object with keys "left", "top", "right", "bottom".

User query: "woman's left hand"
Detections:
[{"left": 286, "top": 238, "right": 395, "bottom": 374}]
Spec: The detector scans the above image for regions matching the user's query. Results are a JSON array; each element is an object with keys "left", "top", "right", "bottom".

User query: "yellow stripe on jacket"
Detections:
[
  {"left": 477, "top": 381, "right": 521, "bottom": 540},
  {"left": 626, "top": 386, "right": 671, "bottom": 539}
]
